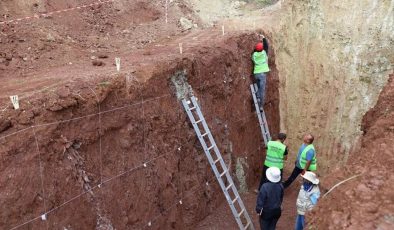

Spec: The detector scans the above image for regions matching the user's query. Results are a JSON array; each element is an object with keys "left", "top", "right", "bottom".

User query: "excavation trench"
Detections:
[{"left": 0, "top": 32, "right": 280, "bottom": 229}]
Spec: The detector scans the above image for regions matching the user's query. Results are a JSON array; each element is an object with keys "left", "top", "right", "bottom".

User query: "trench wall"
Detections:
[
  {"left": 0, "top": 33, "right": 279, "bottom": 229},
  {"left": 274, "top": 0, "right": 394, "bottom": 173}
]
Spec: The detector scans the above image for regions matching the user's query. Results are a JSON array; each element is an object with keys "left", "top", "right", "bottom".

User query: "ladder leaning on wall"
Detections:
[
  {"left": 250, "top": 83, "right": 271, "bottom": 146},
  {"left": 181, "top": 96, "right": 255, "bottom": 230}
]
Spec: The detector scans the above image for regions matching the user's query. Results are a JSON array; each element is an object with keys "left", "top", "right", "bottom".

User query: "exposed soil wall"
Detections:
[
  {"left": 309, "top": 74, "right": 394, "bottom": 229},
  {"left": 274, "top": 0, "right": 394, "bottom": 173},
  {"left": 0, "top": 32, "right": 280, "bottom": 229}
]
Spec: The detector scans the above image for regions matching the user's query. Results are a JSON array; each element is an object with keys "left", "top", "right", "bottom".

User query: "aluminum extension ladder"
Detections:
[
  {"left": 182, "top": 96, "right": 254, "bottom": 230},
  {"left": 250, "top": 84, "right": 271, "bottom": 146}
]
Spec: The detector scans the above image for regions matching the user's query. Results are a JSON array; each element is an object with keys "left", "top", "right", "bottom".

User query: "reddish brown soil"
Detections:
[
  {"left": 0, "top": 1, "right": 286, "bottom": 229},
  {"left": 309, "top": 74, "right": 394, "bottom": 230},
  {"left": 0, "top": 17, "right": 282, "bottom": 230},
  {"left": 0, "top": 0, "right": 196, "bottom": 94},
  {"left": 196, "top": 174, "right": 300, "bottom": 230}
]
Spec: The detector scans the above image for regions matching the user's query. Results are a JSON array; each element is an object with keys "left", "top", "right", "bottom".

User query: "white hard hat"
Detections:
[
  {"left": 266, "top": 167, "right": 281, "bottom": 183},
  {"left": 301, "top": 171, "right": 319, "bottom": 184}
]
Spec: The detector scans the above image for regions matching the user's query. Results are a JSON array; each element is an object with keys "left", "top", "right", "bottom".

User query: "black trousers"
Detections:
[
  {"left": 283, "top": 165, "right": 303, "bottom": 189},
  {"left": 258, "top": 165, "right": 283, "bottom": 191},
  {"left": 259, "top": 208, "right": 281, "bottom": 230}
]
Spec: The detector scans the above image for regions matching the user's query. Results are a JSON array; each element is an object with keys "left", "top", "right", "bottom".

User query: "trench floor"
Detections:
[{"left": 196, "top": 171, "right": 300, "bottom": 229}]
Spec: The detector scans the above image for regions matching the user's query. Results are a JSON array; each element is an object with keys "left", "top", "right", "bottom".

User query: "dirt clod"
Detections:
[{"left": 92, "top": 60, "right": 105, "bottom": 66}]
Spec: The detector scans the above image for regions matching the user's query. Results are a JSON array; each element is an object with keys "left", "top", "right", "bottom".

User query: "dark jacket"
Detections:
[{"left": 256, "top": 181, "right": 284, "bottom": 215}]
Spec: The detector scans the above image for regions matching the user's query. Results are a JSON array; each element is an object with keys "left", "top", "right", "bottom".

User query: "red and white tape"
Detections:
[{"left": 0, "top": 0, "right": 114, "bottom": 25}]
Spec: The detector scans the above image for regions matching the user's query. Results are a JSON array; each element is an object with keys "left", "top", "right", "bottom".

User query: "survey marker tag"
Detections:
[
  {"left": 41, "top": 214, "right": 47, "bottom": 221},
  {"left": 115, "top": 57, "right": 121, "bottom": 72},
  {"left": 10, "top": 95, "right": 19, "bottom": 110},
  {"left": 179, "top": 43, "right": 183, "bottom": 54}
]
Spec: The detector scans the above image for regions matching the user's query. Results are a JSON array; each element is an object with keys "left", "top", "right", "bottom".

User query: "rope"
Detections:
[
  {"left": 0, "top": 94, "right": 171, "bottom": 140},
  {"left": 0, "top": 0, "right": 115, "bottom": 25},
  {"left": 322, "top": 173, "right": 363, "bottom": 198},
  {"left": 88, "top": 86, "right": 103, "bottom": 185},
  {"left": 31, "top": 126, "right": 49, "bottom": 230},
  {"left": 6, "top": 102, "right": 259, "bottom": 229},
  {"left": 9, "top": 152, "right": 169, "bottom": 230},
  {"left": 141, "top": 147, "right": 261, "bottom": 229}
]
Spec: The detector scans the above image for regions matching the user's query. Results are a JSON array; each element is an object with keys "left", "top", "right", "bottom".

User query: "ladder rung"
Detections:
[
  {"left": 214, "top": 157, "right": 221, "bottom": 164},
  {"left": 244, "top": 222, "right": 251, "bottom": 229},
  {"left": 226, "top": 183, "right": 233, "bottom": 190},
  {"left": 238, "top": 209, "right": 245, "bottom": 217},
  {"left": 207, "top": 145, "right": 215, "bottom": 151},
  {"left": 194, "top": 119, "right": 203, "bottom": 124},
  {"left": 201, "top": 132, "right": 209, "bottom": 137},
  {"left": 189, "top": 106, "right": 196, "bottom": 110},
  {"left": 220, "top": 170, "right": 227, "bottom": 177},
  {"left": 232, "top": 196, "right": 239, "bottom": 204}
]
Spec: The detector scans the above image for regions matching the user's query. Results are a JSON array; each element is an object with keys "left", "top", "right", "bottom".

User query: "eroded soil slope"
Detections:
[{"left": 309, "top": 74, "right": 394, "bottom": 229}]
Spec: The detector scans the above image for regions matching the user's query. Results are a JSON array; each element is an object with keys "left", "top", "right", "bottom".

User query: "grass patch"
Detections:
[
  {"left": 255, "top": 0, "right": 279, "bottom": 7},
  {"left": 98, "top": 81, "right": 111, "bottom": 87}
]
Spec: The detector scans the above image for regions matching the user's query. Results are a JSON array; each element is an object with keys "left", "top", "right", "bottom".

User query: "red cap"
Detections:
[{"left": 255, "top": 42, "right": 263, "bottom": 52}]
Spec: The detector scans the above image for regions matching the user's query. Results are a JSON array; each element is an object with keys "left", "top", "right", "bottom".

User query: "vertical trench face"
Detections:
[
  {"left": 274, "top": 0, "right": 394, "bottom": 173},
  {"left": 0, "top": 33, "right": 280, "bottom": 229}
]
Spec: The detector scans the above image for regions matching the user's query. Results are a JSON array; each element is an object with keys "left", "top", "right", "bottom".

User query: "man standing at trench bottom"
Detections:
[
  {"left": 252, "top": 35, "right": 270, "bottom": 111},
  {"left": 256, "top": 167, "right": 284, "bottom": 230},
  {"left": 255, "top": 133, "right": 288, "bottom": 193},
  {"left": 283, "top": 134, "right": 317, "bottom": 189}
]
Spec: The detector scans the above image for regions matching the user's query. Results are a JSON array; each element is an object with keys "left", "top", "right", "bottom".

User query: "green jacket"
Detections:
[
  {"left": 252, "top": 51, "right": 269, "bottom": 74},
  {"left": 264, "top": 140, "right": 286, "bottom": 169},
  {"left": 299, "top": 144, "right": 317, "bottom": 171}
]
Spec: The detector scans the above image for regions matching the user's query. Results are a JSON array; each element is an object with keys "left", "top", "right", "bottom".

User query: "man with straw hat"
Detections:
[
  {"left": 256, "top": 167, "right": 284, "bottom": 230},
  {"left": 295, "top": 171, "right": 321, "bottom": 230}
]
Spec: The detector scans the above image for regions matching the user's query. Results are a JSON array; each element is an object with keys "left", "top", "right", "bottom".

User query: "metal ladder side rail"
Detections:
[
  {"left": 260, "top": 108, "right": 271, "bottom": 142},
  {"left": 252, "top": 84, "right": 271, "bottom": 143},
  {"left": 202, "top": 116, "right": 254, "bottom": 230},
  {"left": 183, "top": 97, "right": 253, "bottom": 230},
  {"left": 253, "top": 84, "right": 271, "bottom": 142},
  {"left": 250, "top": 84, "right": 271, "bottom": 145},
  {"left": 182, "top": 97, "right": 254, "bottom": 230}
]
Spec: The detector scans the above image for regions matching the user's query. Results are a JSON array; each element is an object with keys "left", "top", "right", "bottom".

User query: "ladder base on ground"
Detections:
[{"left": 182, "top": 96, "right": 255, "bottom": 230}]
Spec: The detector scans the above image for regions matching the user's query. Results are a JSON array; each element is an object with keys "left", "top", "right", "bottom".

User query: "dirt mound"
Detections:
[{"left": 309, "top": 74, "right": 394, "bottom": 229}]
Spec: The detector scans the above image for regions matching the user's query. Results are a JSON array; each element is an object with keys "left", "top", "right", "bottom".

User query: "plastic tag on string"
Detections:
[
  {"left": 10, "top": 95, "right": 19, "bottom": 110},
  {"left": 41, "top": 214, "right": 47, "bottom": 221},
  {"left": 115, "top": 57, "right": 121, "bottom": 72}
]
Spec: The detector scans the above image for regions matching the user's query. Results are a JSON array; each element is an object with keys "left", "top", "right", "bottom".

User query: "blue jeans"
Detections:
[
  {"left": 254, "top": 73, "right": 267, "bottom": 107},
  {"left": 295, "top": 214, "right": 305, "bottom": 230}
]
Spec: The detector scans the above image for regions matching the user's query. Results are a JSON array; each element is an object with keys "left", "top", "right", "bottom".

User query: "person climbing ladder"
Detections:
[{"left": 252, "top": 34, "right": 270, "bottom": 111}]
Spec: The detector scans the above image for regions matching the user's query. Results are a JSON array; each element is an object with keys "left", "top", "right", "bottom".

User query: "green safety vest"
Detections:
[
  {"left": 299, "top": 144, "right": 317, "bottom": 171},
  {"left": 252, "top": 51, "right": 270, "bottom": 74},
  {"left": 264, "top": 141, "right": 286, "bottom": 169}
]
